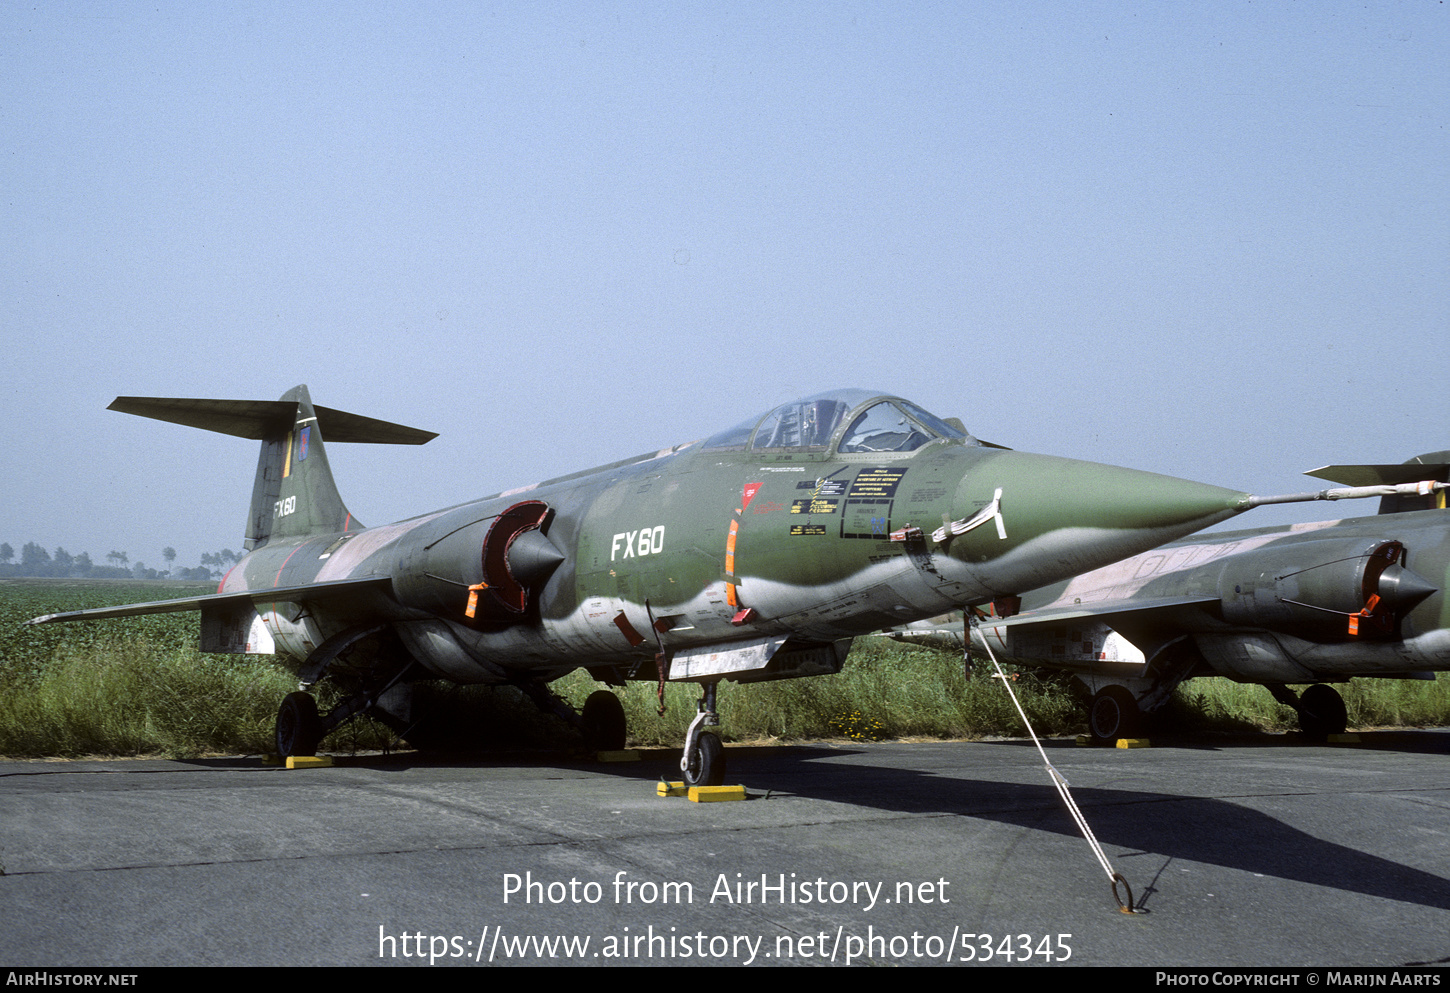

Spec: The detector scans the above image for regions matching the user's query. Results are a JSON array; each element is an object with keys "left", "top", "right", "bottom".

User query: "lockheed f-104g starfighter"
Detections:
[{"left": 31, "top": 386, "right": 1338, "bottom": 783}]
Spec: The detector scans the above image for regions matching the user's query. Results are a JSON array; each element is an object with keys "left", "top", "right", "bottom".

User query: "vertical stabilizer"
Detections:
[
  {"left": 250, "top": 385, "right": 352, "bottom": 546},
  {"left": 107, "top": 387, "right": 438, "bottom": 550}
]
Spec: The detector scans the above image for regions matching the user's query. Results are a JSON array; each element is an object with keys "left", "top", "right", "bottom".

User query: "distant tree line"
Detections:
[{"left": 0, "top": 542, "right": 241, "bottom": 581}]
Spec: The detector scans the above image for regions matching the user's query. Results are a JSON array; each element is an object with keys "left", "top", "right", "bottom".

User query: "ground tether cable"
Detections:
[{"left": 969, "top": 613, "right": 1139, "bottom": 913}]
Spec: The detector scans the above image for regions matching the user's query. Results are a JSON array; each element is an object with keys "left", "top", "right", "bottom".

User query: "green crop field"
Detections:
[{"left": 1, "top": 580, "right": 1445, "bottom": 758}]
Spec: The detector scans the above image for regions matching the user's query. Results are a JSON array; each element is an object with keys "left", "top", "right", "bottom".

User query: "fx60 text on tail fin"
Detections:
[{"left": 34, "top": 385, "right": 1299, "bottom": 783}]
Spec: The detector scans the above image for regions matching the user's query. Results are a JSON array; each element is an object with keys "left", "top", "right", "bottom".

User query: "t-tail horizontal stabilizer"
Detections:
[
  {"left": 107, "top": 396, "right": 438, "bottom": 445},
  {"left": 1303, "top": 451, "right": 1450, "bottom": 516},
  {"left": 108, "top": 386, "right": 437, "bottom": 548}
]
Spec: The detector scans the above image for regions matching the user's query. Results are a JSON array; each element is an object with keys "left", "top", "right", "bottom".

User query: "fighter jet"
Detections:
[
  {"left": 893, "top": 455, "right": 1448, "bottom": 743},
  {"left": 28, "top": 386, "right": 1410, "bottom": 782}
]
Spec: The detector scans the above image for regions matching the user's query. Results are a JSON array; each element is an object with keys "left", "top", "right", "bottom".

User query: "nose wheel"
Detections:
[
  {"left": 684, "top": 731, "right": 724, "bottom": 786},
  {"left": 681, "top": 682, "right": 726, "bottom": 786}
]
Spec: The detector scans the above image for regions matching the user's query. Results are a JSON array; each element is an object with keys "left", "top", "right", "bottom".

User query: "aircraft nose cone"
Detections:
[
  {"left": 968, "top": 451, "right": 1247, "bottom": 530},
  {"left": 948, "top": 452, "right": 1249, "bottom": 589},
  {"left": 1040, "top": 457, "right": 1247, "bottom": 531}
]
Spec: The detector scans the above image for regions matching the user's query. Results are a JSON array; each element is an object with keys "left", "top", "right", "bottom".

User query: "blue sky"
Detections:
[{"left": 3, "top": 2, "right": 1446, "bottom": 572}]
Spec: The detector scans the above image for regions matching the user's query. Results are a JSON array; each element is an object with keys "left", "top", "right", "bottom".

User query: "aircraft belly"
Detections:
[
  {"left": 1012, "top": 624, "right": 1145, "bottom": 668},
  {"left": 1291, "top": 627, "right": 1450, "bottom": 676},
  {"left": 549, "top": 581, "right": 742, "bottom": 658},
  {"left": 1195, "top": 633, "right": 1316, "bottom": 682},
  {"left": 393, "top": 619, "right": 512, "bottom": 684}
]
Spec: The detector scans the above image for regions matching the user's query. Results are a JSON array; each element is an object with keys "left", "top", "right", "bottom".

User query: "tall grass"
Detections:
[
  {"left": 548, "top": 636, "right": 1082, "bottom": 746},
  {"left": 2, "top": 581, "right": 1447, "bottom": 757},
  {"left": 0, "top": 634, "right": 299, "bottom": 756},
  {"left": 1169, "top": 672, "right": 1450, "bottom": 733},
  {"left": 0, "top": 580, "right": 343, "bottom": 757}
]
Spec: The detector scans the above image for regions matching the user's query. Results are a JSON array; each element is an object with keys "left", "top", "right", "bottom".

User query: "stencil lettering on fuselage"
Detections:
[
  {"left": 611, "top": 526, "right": 665, "bottom": 561},
  {"left": 841, "top": 467, "right": 907, "bottom": 539}
]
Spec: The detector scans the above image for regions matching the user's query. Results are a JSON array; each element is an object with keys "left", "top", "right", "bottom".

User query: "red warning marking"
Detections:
[{"left": 613, "top": 610, "right": 645, "bottom": 647}]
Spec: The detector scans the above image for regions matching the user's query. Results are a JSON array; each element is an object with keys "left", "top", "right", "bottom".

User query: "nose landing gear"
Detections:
[{"left": 681, "top": 681, "right": 726, "bottom": 786}]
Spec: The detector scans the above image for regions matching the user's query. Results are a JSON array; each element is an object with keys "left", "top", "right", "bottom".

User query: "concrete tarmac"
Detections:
[{"left": 1, "top": 731, "right": 1447, "bottom": 967}]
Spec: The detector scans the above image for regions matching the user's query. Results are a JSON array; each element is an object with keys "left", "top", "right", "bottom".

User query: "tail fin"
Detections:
[
  {"left": 108, "top": 385, "right": 437, "bottom": 548},
  {"left": 1304, "top": 451, "right": 1450, "bottom": 515}
]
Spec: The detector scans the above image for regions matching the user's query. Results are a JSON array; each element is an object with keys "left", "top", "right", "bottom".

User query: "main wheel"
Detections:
[
  {"left": 580, "top": 690, "right": 627, "bottom": 752},
  {"left": 1088, "top": 686, "right": 1140, "bottom": 744},
  {"left": 1298, "top": 683, "right": 1347, "bottom": 739},
  {"left": 683, "top": 731, "right": 725, "bottom": 787},
  {"left": 275, "top": 692, "right": 322, "bottom": 758}
]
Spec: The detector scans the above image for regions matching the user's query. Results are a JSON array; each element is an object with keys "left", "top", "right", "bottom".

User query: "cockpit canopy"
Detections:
[{"left": 702, "top": 389, "right": 976, "bottom": 455}]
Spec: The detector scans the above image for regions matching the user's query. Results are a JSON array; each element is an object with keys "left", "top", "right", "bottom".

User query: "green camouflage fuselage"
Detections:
[{"left": 214, "top": 387, "right": 1249, "bottom": 685}]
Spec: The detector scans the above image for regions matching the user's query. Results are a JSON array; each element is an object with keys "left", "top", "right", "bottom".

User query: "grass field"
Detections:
[{"left": 2, "top": 580, "right": 1446, "bottom": 758}]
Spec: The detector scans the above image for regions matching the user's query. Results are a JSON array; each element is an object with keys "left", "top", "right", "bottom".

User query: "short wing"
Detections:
[
  {"left": 976, "top": 594, "right": 1222, "bottom": 666},
  {"left": 26, "top": 577, "right": 393, "bottom": 626}
]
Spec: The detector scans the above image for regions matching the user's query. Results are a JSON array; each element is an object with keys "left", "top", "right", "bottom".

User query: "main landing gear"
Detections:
[
  {"left": 273, "top": 664, "right": 416, "bottom": 758},
  {"left": 514, "top": 679, "right": 630, "bottom": 752},
  {"left": 1268, "top": 683, "right": 1348, "bottom": 740},
  {"left": 580, "top": 690, "right": 627, "bottom": 752},
  {"left": 1087, "top": 685, "right": 1142, "bottom": 745},
  {"left": 275, "top": 691, "right": 322, "bottom": 758},
  {"left": 272, "top": 623, "right": 417, "bottom": 758},
  {"left": 681, "top": 681, "right": 725, "bottom": 786}
]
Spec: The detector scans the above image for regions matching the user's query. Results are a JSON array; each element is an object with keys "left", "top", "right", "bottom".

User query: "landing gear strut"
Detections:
[
  {"left": 681, "top": 681, "right": 725, "bottom": 786},
  {"left": 515, "top": 680, "right": 630, "bottom": 753},
  {"left": 273, "top": 637, "right": 419, "bottom": 758}
]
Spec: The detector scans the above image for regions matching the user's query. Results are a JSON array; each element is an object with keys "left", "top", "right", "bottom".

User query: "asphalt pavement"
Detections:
[{"left": 1, "top": 730, "right": 1447, "bottom": 967}]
